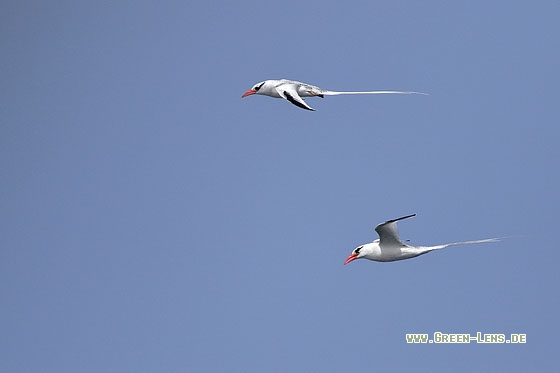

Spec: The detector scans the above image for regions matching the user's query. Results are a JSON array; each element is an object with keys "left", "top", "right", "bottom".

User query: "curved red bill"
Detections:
[
  {"left": 344, "top": 253, "right": 358, "bottom": 265},
  {"left": 242, "top": 89, "right": 256, "bottom": 98}
]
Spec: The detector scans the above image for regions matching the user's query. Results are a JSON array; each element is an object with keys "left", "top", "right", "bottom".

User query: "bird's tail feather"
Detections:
[
  {"left": 426, "top": 237, "right": 503, "bottom": 251},
  {"left": 323, "top": 90, "right": 429, "bottom": 96}
]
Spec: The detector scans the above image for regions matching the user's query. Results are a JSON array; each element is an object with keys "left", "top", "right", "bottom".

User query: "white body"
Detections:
[
  {"left": 344, "top": 214, "right": 501, "bottom": 264},
  {"left": 353, "top": 238, "right": 499, "bottom": 262},
  {"left": 242, "top": 79, "right": 427, "bottom": 111}
]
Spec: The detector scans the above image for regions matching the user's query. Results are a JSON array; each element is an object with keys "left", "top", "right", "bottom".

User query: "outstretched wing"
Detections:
[
  {"left": 375, "top": 214, "right": 416, "bottom": 247},
  {"left": 275, "top": 83, "right": 315, "bottom": 111}
]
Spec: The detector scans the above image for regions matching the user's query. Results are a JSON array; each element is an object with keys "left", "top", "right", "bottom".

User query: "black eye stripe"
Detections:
[{"left": 255, "top": 82, "right": 264, "bottom": 91}]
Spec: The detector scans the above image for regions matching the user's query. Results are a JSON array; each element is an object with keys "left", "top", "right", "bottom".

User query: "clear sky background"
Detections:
[{"left": 2, "top": 1, "right": 559, "bottom": 372}]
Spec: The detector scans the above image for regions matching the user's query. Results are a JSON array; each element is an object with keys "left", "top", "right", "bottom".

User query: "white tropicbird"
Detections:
[
  {"left": 241, "top": 79, "right": 427, "bottom": 111},
  {"left": 344, "top": 214, "right": 501, "bottom": 264}
]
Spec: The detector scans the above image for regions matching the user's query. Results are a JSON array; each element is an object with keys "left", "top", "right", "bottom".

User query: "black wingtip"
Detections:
[
  {"left": 284, "top": 91, "right": 315, "bottom": 111},
  {"left": 387, "top": 213, "right": 416, "bottom": 224}
]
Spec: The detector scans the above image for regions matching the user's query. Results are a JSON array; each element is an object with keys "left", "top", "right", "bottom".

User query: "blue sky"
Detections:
[{"left": 2, "top": 1, "right": 559, "bottom": 371}]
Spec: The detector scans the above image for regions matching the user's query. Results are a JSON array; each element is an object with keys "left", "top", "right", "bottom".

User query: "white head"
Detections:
[
  {"left": 344, "top": 242, "right": 375, "bottom": 265},
  {"left": 241, "top": 81, "right": 267, "bottom": 97}
]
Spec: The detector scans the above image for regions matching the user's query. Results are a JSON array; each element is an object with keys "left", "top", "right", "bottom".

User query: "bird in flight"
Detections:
[
  {"left": 344, "top": 214, "right": 501, "bottom": 264},
  {"left": 241, "top": 79, "right": 427, "bottom": 111}
]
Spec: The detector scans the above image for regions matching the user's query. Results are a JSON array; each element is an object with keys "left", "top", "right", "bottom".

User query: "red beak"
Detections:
[
  {"left": 242, "top": 89, "right": 256, "bottom": 98},
  {"left": 344, "top": 253, "right": 359, "bottom": 265}
]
